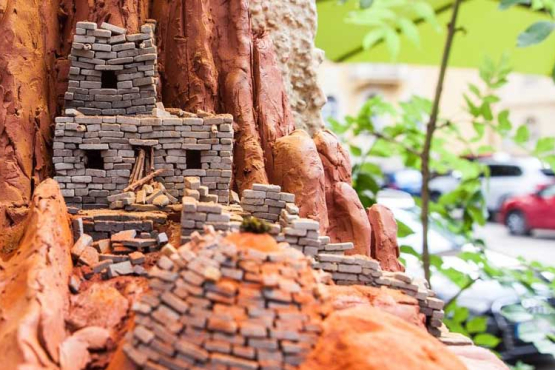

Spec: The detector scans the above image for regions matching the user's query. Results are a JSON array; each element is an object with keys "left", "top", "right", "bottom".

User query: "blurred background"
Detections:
[{"left": 315, "top": 1, "right": 555, "bottom": 369}]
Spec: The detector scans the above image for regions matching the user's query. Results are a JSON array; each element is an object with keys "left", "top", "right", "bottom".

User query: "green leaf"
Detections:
[
  {"left": 360, "top": 162, "right": 383, "bottom": 176},
  {"left": 360, "top": 0, "right": 374, "bottom": 9},
  {"left": 466, "top": 316, "right": 488, "bottom": 334},
  {"left": 467, "top": 205, "right": 486, "bottom": 226},
  {"left": 517, "top": 21, "right": 555, "bottom": 47},
  {"left": 400, "top": 245, "right": 421, "bottom": 259},
  {"left": 398, "top": 18, "right": 420, "bottom": 47},
  {"left": 480, "top": 102, "right": 493, "bottom": 121},
  {"left": 453, "top": 306, "right": 470, "bottom": 323},
  {"left": 498, "top": 110, "right": 512, "bottom": 135},
  {"left": 350, "top": 145, "right": 362, "bottom": 157},
  {"left": 413, "top": 2, "right": 441, "bottom": 32},
  {"left": 397, "top": 219, "right": 415, "bottom": 238},
  {"left": 384, "top": 27, "right": 401, "bottom": 60},
  {"left": 473, "top": 333, "right": 501, "bottom": 348},
  {"left": 499, "top": 0, "right": 530, "bottom": 10},
  {"left": 544, "top": 154, "right": 555, "bottom": 172},
  {"left": 534, "top": 137, "right": 555, "bottom": 154},
  {"left": 472, "top": 122, "right": 486, "bottom": 140},
  {"left": 468, "top": 83, "right": 481, "bottom": 98},
  {"left": 514, "top": 124, "right": 530, "bottom": 144},
  {"left": 362, "top": 29, "right": 386, "bottom": 50}
]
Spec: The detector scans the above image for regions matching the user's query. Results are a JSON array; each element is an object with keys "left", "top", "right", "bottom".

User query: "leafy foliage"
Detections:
[
  {"left": 343, "top": 0, "right": 441, "bottom": 60},
  {"left": 328, "top": 55, "right": 555, "bottom": 359}
]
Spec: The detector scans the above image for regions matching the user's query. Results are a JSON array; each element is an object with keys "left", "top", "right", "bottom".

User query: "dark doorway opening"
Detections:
[
  {"left": 186, "top": 150, "right": 202, "bottom": 169},
  {"left": 85, "top": 150, "right": 104, "bottom": 170},
  {"left": 101, "top": 70, "right": 118, "bottom": 89}
]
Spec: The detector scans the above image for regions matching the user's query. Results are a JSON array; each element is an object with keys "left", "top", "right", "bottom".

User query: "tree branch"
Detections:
[{"left": 420, "top": 0, "right": 463, "bottom": 285}]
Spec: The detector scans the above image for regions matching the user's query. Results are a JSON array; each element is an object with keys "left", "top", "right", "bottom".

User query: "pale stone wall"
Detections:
[{"left": 250, "top": 0, "right": 327, "bottom": 134}]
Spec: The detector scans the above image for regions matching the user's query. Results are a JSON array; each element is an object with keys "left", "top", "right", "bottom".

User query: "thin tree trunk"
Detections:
[{"left": 421, "top": 0, "right": 463, "bottom": 284}]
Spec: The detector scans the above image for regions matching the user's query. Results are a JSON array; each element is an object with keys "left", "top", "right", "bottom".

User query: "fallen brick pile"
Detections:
[
  {"left": 72, "top": 210, "right": 167, "bottom": 240},
  {"left": 70, "top": 229, "right": 170, "bottom": 285},
  {"left": 108, "top": 181, "right": 179, "bottom": 210},
  {"left": 124, "top": 230, "right": 325, "bottom": 369}
]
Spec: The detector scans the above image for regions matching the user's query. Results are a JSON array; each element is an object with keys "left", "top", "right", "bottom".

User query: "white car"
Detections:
[{"left": 429, "top": 156, "right": 554, "bottom": 214}]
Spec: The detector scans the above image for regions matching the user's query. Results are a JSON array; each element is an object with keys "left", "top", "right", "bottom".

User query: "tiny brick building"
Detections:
[{"left": 53, "top": 21, "right": 234, "bottom": 209}]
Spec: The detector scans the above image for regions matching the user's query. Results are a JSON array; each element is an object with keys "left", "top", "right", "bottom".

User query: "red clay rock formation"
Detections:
[
  {"left": 0, "top": 0, "right": 60, "bottom": 252},
  {"left": 314, "top": 130, "right": 371, "bottom": 256},
  {"left": 253, "top": 34, "right": 295, "bottom": 181},
  {"left": 0, "top": 179, "right": 73, "bottom": 368},
  {"left": 367, "top": 204, "right": 405, "bottom": 272},
  {"left": 301, "top": 306, "right": 466, "bottom": 370},
  {"left": 272, "top": 130, "right": 329, "bottom": 233},
  {"left": 153, "top": 0, "right": 295, "bottom": 193}
]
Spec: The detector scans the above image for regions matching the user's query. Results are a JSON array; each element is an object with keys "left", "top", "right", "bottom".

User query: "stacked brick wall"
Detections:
[
  {"left": 65, "top": 21, "right": 158, "bottom": 116},
  {"left": 53, "top": 113, "right": 233, "bottom": 209},
  {"left": 240, "top": 184, "right": 295, "bottom": 223}
]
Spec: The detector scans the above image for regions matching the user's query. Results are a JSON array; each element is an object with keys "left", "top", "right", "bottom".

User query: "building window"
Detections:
[
  {"left": 186, "top": 150, "right": 202, "bottom": 169},
  {"left": 84, "top": 150, "right": 104, "bottom": 169},
  {"left": 101, "top": 70, "right": 118, "bottom": 89}
]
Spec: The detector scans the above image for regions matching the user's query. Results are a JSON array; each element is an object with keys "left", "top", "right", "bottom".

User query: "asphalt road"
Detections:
[{"left": 478, "top": 222, "right": 555, "bottom": 267}]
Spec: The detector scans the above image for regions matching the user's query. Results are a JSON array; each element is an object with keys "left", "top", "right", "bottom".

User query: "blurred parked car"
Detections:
[
  {"left": 499, "top": 184, "right": 555, "bottom": 236},
  {"left": 378, "top": 190, "right": 555, "bottom": 363},
  {"left": 429, "top": 156, "right": 554, "bottom": 215},
  {"left": 383, "top": 169, "right": 422, "bottom": 196}
]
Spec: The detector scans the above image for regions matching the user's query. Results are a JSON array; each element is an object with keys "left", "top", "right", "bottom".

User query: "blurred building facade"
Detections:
[{"left": 319, "top": 61, "right": 555, "bottom": 155}]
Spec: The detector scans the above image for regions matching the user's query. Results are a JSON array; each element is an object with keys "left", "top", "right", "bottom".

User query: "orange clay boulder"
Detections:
[
  {"left": 314, "top": 130, "right": 372, "bottom": 256},
  {"left": 300, "top": 305, "right": 466, "bottom": 370},
  {"left": 367, "top": 204, "right": 405, "bottom": 272},
  {"left": 272, "top": 129, "right": 329, "bottom": 233}
]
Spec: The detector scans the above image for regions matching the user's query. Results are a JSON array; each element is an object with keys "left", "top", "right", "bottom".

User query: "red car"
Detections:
[{"left": 499, "top": 184, "right": 555, "bottom": 235}]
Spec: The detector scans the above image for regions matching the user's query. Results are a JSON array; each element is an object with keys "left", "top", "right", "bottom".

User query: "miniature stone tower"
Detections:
[{"left": 53, "top": 21, "right": 233, "bottom": 210}]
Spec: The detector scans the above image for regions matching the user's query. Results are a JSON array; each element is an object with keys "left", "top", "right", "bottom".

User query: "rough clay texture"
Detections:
[
  {"left": 0, "top": 0, "right": 60, "bottom": 252},
  {"left": 250, "top": 0, "right": 327, "bottom": 134},
  {"left": 152, "top": 0, "right": 295, "bottom": 194},
  {"left": 314, "top": 130, "right": 371, "bottom": 256},
  {"left": 300, "top": 306, "right": 466, "bottom": 370},
  {"left": 367, "top": 204, "right": 405, "bottom": 272},
  {"left": 0, "top": 179, "right": 73, "bottom": 368},
  {"left": 1, "top": 0, "right": 296, "bottom": 248},
  {"left": 323, "top": 285, "right": 426, "bottom": 329},
  {"left": 272, "top": 130, "right": 329, "bottom": 233}
]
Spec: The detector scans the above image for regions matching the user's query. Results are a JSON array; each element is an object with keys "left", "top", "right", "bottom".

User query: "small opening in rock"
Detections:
[
  {"left": 85, "top": 150, "right": 104, "bottom": 169},
  {"left": 101, "top": 70, "right": 118, "bottom": 89},
  {"left": 186, "top": 150, "right": 202, "bottom": 170}
]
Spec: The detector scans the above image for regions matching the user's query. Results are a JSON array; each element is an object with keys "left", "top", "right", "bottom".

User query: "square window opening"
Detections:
[
  {"left": 85, "top": 150, "right": 104, "bottom": 170},
  {"left": 186, "top": 150, "right": 202, "bottom": 170},
  {"left": 101, "top": 70, "right": 118, "bottom": 89}
]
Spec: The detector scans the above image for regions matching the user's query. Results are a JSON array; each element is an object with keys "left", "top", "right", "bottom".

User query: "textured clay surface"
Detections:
[
  {"left": 314, "top": 130, "right": 371, "bottom": 256},
  {"left": 323, "top": 285, "right": 426, "bottom": 329},
  {"left": 272, "top": 130, "right": 329, "bottom": 233},
  {"left": 0, "top": 0, "right": 60, "bottom": 252},
  {"left": 153, "top": 0, "right": 295, "bottom": 194},
  {"left": 250, "top": 0, "right": 327, "bottom": 133},
  {"left": 0, "top": 179, "right": 73, "bottom": 368},
  {"left": 367, "top": 204, "right": 405, "bottom": 272},
  {"left": 300, "top": 306, "right": 466, "bottom": 370}
]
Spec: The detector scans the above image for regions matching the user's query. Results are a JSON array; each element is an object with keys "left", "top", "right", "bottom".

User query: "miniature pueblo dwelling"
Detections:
[{"left": 52, "top": 21, "right": 452, "bottom": 369}]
